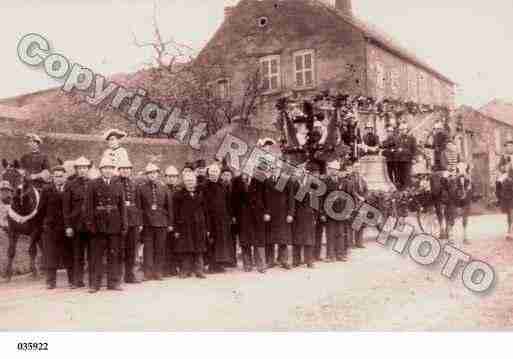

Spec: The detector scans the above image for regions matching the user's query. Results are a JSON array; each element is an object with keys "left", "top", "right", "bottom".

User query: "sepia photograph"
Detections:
[{"left": 1, "top": 0, "right": 512, "bottom": 355}]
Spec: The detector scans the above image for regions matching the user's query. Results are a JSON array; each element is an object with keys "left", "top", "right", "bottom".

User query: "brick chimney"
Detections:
[
  {"left": 224, "top": 6, "right": 235, "bottom": 20},
  {"left": 335, "top": 0, "right": 353, "bottom": 16}
]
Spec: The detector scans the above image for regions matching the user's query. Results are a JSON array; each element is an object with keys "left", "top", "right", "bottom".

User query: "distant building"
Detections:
[{"left": 198, "top": 0, "right": 456, "bottom": 131}]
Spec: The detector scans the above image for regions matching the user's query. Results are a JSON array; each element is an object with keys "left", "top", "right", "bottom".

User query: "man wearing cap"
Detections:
[
  {"left": 113, "top": 159, "right": 143, "bottom": 283},
  {"left": 138, "top": 163, "right": 173, "bottom": 281},
  {"left": 85, "top": 157, "right": 127, "bottom": 293},
  {"left": 264, "top": 162, "right": 295, "bottom": 270},
  {"left": 382, "top": 126, "right": 399, "bottom": 185},
  {"left": 40, "top": 166, "right": 73, "bottom": 289},
  {"left": 0, "top": 181, "right": 13, "bottom": 234},
  {"left": 101, "top": 129, "right": 130, "bottom": 173},
  {"left": 204, "top": 163, "right": 233, "bottom": 273},
  {"left": 63, "top": 156, "right": 93, "bottom": 288},
  {"left": 20, "top": 133, "right": 51, "bottom": 274},
  {"left": 395, "top": 123, "right": 417, "bottom": 190},
  {"left": 164, "top": 165, "right": 181, "bottom": 277},
  {"left": 173, "top": 172, "right": 210, "bottom": 278},
  {"left": 359, "top": 121, "right": 380, "bottom": 157}
]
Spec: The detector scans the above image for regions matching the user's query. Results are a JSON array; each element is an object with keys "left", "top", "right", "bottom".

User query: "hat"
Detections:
[
  {"left": 98, "top": 157, "right": 116, "bottom": 169},
  {"left": 74, "top": 156, "right": 92, "bottom": 168},
  {"left": 183, "top": 162, "right": 195, "bottom": 172},
  {"left": 313, "top": 121, "right": 323, "bottom": 128},
  {"left": 144, "top": 163, "right": 160, "bottom": 174},
  {"left": 327, "top": 160, "right": 341, "bottom": 170},
  {"left": 165, "top": 166, "right": 179, "bottom": 176},
  {"left": 365, "top": 121, "right": 374, "bottom": 128},
  {"left": 26, "top": 133, "right": 43, "bottom": 144},
  {"left": 103, "top": 129, "right": 127, "bottom": 141},
  {"left": 195, "top": 159, "right": 206, "bottom": 169},
  {"left": 183, "top": 171, "right": 197, "bottom": 182},
  {"left": 117, "top": 158, "right": 133, "bottom": 169},
  {"left": 221, "top": 166, "right": 233, "bottom": 175},
  {"left": 0, "top": 180, "right": 13, "bottom": 191},
  {"left": 258, "top": 138, "right": 277, "bottom": 147},
  {"left": 52, "top": 165, "right": 66, "bottom": 173}
]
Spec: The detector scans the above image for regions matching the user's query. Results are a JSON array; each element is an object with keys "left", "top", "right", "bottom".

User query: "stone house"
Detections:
[{"left": 197, "top": 0, "right": 456, "bottom": 133}]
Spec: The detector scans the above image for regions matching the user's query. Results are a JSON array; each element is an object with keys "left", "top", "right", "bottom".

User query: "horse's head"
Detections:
[{"left": 2, "top": 159, "right": 38, "bottom": 215}]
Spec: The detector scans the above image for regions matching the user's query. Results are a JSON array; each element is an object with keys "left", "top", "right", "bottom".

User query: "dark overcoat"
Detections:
[
  {"left": 63, "top": 176, "right": 90, "bottom": 233},
  {"left": 204, "top": 181, "right": 232, "bottom": 263},
  {"left": 291, "top": 180, "right": 317, "bottom": 246},
  {"left": 113, "top": 176, "right": 142, "bottom": 227},
  {"left": 264, "top": 177, "right": 295, "bottom": 245},
  {"left": 137, "top": 181, "right": 173, "bottom": 228},
  {"left": 232, "top": 176, "right": 267, "bottom": 247},
  {"left": 173, "top": 188, "right": 209, "bottom": 253},
  {"left": 40, "top": 184, "right": 72, "bottom": 269},
  {"left": 396, "top": 134, "right": 417, "bottom": 163}
]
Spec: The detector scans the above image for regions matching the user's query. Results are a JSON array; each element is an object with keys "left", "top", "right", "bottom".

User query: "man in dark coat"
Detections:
[
  {"left": 195, "top": 159, "right": 208, "bottom": 189},
  {"left": 113, "top": 159, "right": 143, "bottom": 283},
  {"left": 381, "top": 126, "right": 398, "bottom": 185},
  {"left": 138, "top": 163, "right": 173, "bottom": 281},
  {"left": 292, "top": 162, "right": 319, "bottom": 268},
  {"left": 220, "top": 166, "right": 237, "bottom": 267},
  {"left": 395, "top": 123, "right": 417, "bottom": 190},
  {"left": 264, "top": 163, "right": 295, "bottom": 270},
  {"left": 231, "top": 168, "right": 268, "bottom": 273},
  {"left": 41, "top": 166, "right": 73, "bottom": 289},
  {"left": 359, "top": 121, "right": 380, "bottom": 157},
  {"left": 173, "top": 172, "right": 210, "bottom": 278},
  {"left": 164, "top": 165, "right": 181, "bottom": 276},
  {"left": 85, "top": 157, "right": 127, "bottom": 293},
  {"left": 349, "top": 162, "right": 368, "bottom": 248},
  {"left": 204, "top": 163, "right": 232, "bottom": 273},
  {"left": 63, "top": 156, "right": 92, "bottom": 289},
  {"left": 324, "top": 161, "right": 346, "bottom": 262}
]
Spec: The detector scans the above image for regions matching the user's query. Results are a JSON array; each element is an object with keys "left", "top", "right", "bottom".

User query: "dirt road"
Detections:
[{"left": 1, "top": 214, "right": 512, "bottom": 331}]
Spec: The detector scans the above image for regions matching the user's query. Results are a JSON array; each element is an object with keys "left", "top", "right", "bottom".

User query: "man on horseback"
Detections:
[{"left": 19, "top": 133, "right": 51, "bottom": 278}]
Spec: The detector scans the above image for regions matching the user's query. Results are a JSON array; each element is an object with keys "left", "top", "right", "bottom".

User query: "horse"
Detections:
[{"left": 1, "top": 159, "right": 44, "bottom": 281}]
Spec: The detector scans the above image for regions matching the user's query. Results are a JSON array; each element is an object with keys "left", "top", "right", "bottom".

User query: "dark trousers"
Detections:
[
  {"left": 72, "top": 231, "right": 90, "bottom": 287},
  {"left": 29, "top": 226, "right": 43, "bottom": 270},
  {"left": 242, "top": 245, "right": 266, "bottom": 271},
  {"left": 396, "top": 161, "right": 412, "bottom": 190},
  {"left": 326, "top": 221, "right": 345, "bottom": 260},
  {"left": 43, "top": 227, "right": 73, "bottom": 286},
  {"left": 276, "top": 244, "right": 290, "bottom": 266},
  {"left": 265, "top": 224, "right": 275, "bottom": 265},
  {"left": 123, "top": 226, "right": 140, "bottom": 281},
  {"left": 143, "top": 227, "right": 167, "bottom": 279},
  {"left": 314, "top": 222, "right": 325, "bottom": 261},
  {"left": 165, "top": 232, "right": 180, "bottom": 276},
  {"left": 181, "top": 253, "right": 205, "bottom": 276},
  {"left": 386, "top": 161, "right": 398, "bottom": 184},
  {"left": 292, "top": 245, "right": 313, "bottom": 266},
  {"left": 90, "top": 233, "right": 121, "bottom": 289}
]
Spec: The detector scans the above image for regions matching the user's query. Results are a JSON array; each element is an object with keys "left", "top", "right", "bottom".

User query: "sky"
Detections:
[{"left": 1, "top": 0, "right": 512, "bottom": 108}]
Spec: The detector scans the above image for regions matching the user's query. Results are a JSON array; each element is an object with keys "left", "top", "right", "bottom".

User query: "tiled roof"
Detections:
[{"left": 480, "top": 99, "right": 513, "bottom": 127}]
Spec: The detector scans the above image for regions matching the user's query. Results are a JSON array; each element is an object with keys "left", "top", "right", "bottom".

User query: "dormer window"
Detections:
[
  {"left": 293, "top": 49, "right": 315, "bottom": 88},
  {"left": 260, "top": 55, "right": 281, "bottom": 92}
]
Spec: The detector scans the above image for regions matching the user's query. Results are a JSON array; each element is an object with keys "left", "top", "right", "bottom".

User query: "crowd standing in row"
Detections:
[{"left": 0, "top": 131, "right": 371, "bottom": 293}]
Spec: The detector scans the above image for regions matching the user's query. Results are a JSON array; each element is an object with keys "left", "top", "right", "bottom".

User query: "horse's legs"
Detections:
[
  {"left": 5, "top": 231, "right": 18, "bottom": 282},
  {"left": 28, "top": 228, "right": 43, "bottom": 279}
]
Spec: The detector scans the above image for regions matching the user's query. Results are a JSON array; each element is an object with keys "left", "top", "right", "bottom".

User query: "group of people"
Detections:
[{"left": 0, "top": 131, "right": 372, "bottom": 294}]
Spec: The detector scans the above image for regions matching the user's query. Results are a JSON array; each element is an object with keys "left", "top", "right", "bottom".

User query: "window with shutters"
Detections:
[
  {"left": 260, "top": 55, "right": 281, "bottom": 92},
  {"left": 293, "top": 50, "right": 315, "bottom": 88}
]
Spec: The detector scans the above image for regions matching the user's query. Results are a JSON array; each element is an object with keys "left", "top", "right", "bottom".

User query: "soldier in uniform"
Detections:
[
  {"left": 85, "top": 157, "right": 127, "bottom": 293},
  {"left": 173, "top": 172, "right": 210, "bottom": 278},
  {"left": 382, "top": 125, "right": 398, "bottom": 185},
  {"left": 63, "top": 156, "right": 92, "bottom": 289},
  {"left": 264, "top": 162, "right": 295, "bottom": 270},
  {"left": 324, "top": 160, "right": 346, "bottom": 262},
  {"left": 395, "top": 123, "right": 417, "bottom": 190},
  {"left": 164, "top": 165, "right": 181, "bottom": 277},
  {"left": 138, "top": 163, "right": 173, "bottom": 281},
  {"left": 113, "top": 159, "right": 143, "bottom": 283},
  {"left": 204, "top": 163, "right": 233, "bottom": 273},
  {"left": 101, "top": 129, "right": 129, "bottom": 173},
  {"left": 40, "top": 165, "right": 73, "bottom": 289},
  {"left": 20, "top": 133, "right": 51, "bottom": 276}
]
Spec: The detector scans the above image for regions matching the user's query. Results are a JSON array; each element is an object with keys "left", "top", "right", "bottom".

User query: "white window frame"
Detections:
[
  {"left": 293, "top": 49, "right": 316, "bottom": 89},
  {"left": 259, "top": 55, "right": 281, "bottom": 93}
]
